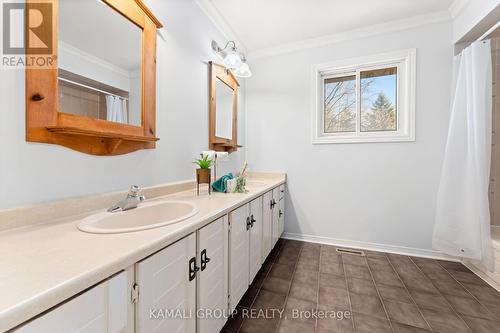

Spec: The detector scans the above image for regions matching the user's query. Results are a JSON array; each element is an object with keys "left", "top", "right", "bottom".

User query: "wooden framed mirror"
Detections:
[
  {"left": 209, "top": 62, "right": 240, "bottom": 153},
  {"left": 25, "top": 0, "right": 162, "bottom": 155}
]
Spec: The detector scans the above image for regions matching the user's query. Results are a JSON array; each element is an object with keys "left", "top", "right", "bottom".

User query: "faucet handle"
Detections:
[
  {"left": 129, "top": 185, "right": 141, "bottom": 195},
  {"left": 139, "top": 195, "right": 146, "bottom": 202}
]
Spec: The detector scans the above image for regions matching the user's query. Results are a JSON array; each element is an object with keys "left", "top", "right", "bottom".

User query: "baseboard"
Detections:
[
  {"left": 282, "top": 232, "right": 461, "bottom": 262},
  {"left": 462, "top": 261, "right": 500, "bottom": 292}
]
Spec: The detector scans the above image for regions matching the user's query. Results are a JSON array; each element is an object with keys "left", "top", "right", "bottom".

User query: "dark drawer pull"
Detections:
[
  {"left": 189, "top": 257, "right": 199, "bottom": 281},
  {"left": 270, "top": 199, "right": 276, "bottom": 209},
  {"left": 200, "top": 249, "right": 211, "bottom": 271}
]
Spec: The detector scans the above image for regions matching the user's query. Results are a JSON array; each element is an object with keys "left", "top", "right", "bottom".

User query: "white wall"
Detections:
[
  {"left": 0, "top": 0, "right": 245, "bottom": 209},
  {"left": 129, "top": 70, "right": 142, "bottom": 126},
  {"left": 246, "top": 21, "right": 453, "bottom": 251}
]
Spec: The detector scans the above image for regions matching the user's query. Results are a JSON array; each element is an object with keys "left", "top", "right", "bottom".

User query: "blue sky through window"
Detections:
[{"left": 361, "top": 68, "right": 397, "bottom": 110}]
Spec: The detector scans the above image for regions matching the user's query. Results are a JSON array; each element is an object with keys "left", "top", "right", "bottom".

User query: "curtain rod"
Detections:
[
  {"left": 58, "top": 77, "right": 129, "bottom": 101},
  {"left": 477, "top": 21, "right": 500, "bottom": 42}
]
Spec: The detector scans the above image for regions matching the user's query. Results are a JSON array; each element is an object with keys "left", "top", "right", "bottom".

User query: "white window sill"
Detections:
[{"left": 312, "top": 133, "right": 415, "bottom": 144}]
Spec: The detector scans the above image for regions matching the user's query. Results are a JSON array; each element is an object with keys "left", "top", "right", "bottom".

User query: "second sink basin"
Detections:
[{"left": 77, "top": 200, "right": 199, "bottom": 234}]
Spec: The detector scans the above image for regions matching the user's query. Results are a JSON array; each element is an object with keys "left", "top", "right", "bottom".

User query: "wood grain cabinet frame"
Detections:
[
  {"left": 209, "top": 61, "right": 241, "bottom": 153},
  {"left": 25, "top": 0, "right": 163, "bottom": 156}
]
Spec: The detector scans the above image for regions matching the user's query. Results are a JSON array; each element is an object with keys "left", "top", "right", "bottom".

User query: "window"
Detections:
[{"left": 312, "top": 49, "right": 415, "bottom": 144}]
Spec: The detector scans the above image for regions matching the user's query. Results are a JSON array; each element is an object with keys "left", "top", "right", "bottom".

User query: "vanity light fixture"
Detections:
[
  {"left": 211, "top": 40, "right": 252, "bottom": 78},
  {"left": 233, "top": 62, "right": 252, "bottom": 78}
]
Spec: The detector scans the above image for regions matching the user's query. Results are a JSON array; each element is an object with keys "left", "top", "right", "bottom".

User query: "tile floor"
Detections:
[{"left": 221, "top": 239, "right": 500, "bottom": 333}]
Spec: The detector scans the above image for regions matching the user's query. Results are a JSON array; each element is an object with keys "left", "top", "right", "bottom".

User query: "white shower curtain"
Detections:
[
  {"left": 105, "top": 95, "right": 128, "bottom": 124},
  {"left": 433, "top": 40, "right": 494, "bottom": 270}
]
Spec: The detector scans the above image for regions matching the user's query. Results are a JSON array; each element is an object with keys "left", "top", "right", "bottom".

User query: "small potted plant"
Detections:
[{"left": 193, "top": 154, "right": 214, "bottom": 195}]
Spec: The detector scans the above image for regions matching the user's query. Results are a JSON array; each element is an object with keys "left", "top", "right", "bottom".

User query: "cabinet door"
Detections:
[
  {"left": 278, "top": 198, "right": 285, "bottom": 237},
  {"left": 198, "top": 217, "right": 229, "bottom": 333},
  {"left": 261, "top": 191, "right": 273, "bottom": 263},
  {"left": 249, "top": 197, "right": 262, "bottom": 283},
  {"left": 272, "top": 187, "right": 281, "bottom": 247},
  {"left": 228, "top": 204, "right": 250, "bottom": 311},
  {"left": 15, "top": 271, "right": 130, "bottom": 333},
  {"left": 279, "top": 184, "right": 285, "bottom": 200},
  {"left": 136, "top": 234, "right": 196, "bottom": 333}
]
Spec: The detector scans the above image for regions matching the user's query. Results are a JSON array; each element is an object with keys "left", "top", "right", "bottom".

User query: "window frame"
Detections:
[{"left": 312, "top": 49, "right": 416, "bottom": 144}]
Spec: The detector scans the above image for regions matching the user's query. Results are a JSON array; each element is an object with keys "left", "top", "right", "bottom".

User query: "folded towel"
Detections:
[{"left": 212, "top": 173, "right": 234, "bottom": 192}]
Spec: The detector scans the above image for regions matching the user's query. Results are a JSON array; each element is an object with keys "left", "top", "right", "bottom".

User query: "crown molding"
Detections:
[
  {"left": 194, "top": 0, "right": 247, "bottom": 53},
  {"left": 59, "top": 41, "right": 132, "bottom": 78},
  {"left": 448, "top": 0, "right": 470, "bottom": 19},
  {"left": 248, "top": 10, "right": 451, "bottom": 60}
]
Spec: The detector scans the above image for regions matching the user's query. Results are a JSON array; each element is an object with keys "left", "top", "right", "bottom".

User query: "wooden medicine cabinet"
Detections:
[
  {"left": 209, "top": 62, "right": 240, "bottom": 153},
  {"left": 25, "top": 0, "right": 162, "bottom": 155}
]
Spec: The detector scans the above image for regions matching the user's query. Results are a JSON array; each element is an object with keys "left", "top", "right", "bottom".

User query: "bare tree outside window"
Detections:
[{"left": 324, "top": 75, "right": 356, "bottom": 133}]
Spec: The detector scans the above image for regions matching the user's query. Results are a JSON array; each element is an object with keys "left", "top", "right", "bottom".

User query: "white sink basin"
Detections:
[{"left": 77, "top": 200, "right": 199, "bottom": 234}]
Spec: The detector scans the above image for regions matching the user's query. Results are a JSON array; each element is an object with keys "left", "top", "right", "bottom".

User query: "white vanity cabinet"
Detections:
[
  {"left": 11, "top": 182, "right": 287, "bottom": 333},
  {"left": 263, "top": 186, "right": 284, "bottom": 253},
  {"left": 271, "top": 187, "right": 281, "bottom": 247},
  {"left": 278, "top": 185, "right": 285, "bottom": 237},
  {"left": 197, "top": 217, "right": 229, "bottom": 333},
  {"left": 227, "top": 196, "right": 266, "bottom": 310},
  {"left": 261, "top": 190, "right": 274, "bottom": 262},
  {"left": 15, "top": 271, "right": 131, "bottom": 333},
  {"left": 249, "top": 197, "right": 263, "bottom": 283},
  {"left": 228, "top": 204, "right": 250, "bottom": 311},
  {"left": 135, "top": 233, "right": 197, "bottom": 333},
  {"left": 135, "top": 218, "right": 230, "bottom": 333}
]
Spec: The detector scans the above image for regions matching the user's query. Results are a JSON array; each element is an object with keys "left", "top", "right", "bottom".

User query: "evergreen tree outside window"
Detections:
[{"left": 360, "top": 67, "right": 397, "bottom": 132}]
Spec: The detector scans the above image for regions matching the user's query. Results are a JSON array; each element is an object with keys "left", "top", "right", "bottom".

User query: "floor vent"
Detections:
[{"left": 336, "top": 248, "right": 365, "bottom": 256}]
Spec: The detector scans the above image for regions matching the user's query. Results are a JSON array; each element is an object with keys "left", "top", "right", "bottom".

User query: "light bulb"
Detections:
[
  {"left": 223, "top": 48, "right": 243, "bottom": 69},
  {"left": 234, "top": 63, "right": 252, "bottom": 78}
]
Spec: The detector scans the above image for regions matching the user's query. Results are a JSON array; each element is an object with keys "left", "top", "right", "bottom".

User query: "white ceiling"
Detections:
[{"left": 206, "top": 0, "right": 456, "bottom": 52}]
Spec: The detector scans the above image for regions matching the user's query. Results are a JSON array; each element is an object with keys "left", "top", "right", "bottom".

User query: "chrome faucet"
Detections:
[{"left": 107, "top": 185, "right": 146, "bottom": 213}]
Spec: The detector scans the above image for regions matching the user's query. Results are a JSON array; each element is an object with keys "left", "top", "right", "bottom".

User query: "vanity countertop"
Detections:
[{"left": 0, "top": 173, "right": 286, "bottom": 332}]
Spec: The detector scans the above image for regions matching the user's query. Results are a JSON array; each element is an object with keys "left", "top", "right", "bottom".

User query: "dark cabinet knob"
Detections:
[
  {"left": 246, "top": 217, "right": 251, "bottom": 230},
  {"left": 270, "top": 199, "right": 276, "bottom": 209},
  {"left": 189, "top": 257, "right": 199, "bottom": 281},
  {"left": 201, "top": 249, "right": 211, "bottom": 271},
  {"left": 31, "top": 94, "right": 45, "bottom": 101},
  {"left": 279, "top": 210, "right": 283, "bottom": 217}
]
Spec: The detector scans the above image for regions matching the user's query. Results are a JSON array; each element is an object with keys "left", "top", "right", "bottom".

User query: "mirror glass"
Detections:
[
  {"left": 58, "top": 0, "right": 142, "bottom": 126},
  {"left": 215, "top": 78, "right": 234, "bottom": 139}
]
